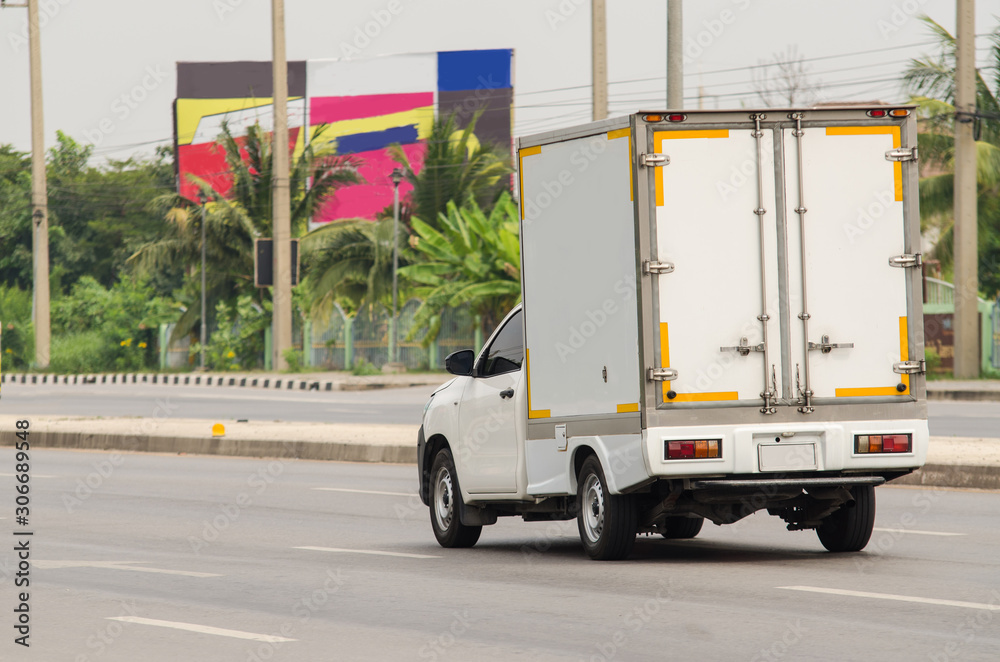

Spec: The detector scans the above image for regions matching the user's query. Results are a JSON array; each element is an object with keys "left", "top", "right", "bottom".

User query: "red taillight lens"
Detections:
[
  {"left": 855, "top": 433, "right": 911, "bottom": 454},
  {"left": 867, "top": 109, "right": 888, "bottom": 118},
  {"left": 666, "top": 439, "right": 721, "bottom": 460},
  {"left": 666, "top": 113, "right": 687, "bottom": 122}
]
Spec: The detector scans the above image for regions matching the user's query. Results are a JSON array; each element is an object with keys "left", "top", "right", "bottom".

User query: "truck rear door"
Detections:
[{"left": 643, "top": 110, "right": 921, "bottom": 414}]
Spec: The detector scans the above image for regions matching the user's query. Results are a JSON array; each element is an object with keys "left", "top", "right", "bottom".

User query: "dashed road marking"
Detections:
[
  {"left": 295, "top": 546, "right": 439, "bottom": 559},
  {"left": 873, "top": 527, "right": 966, "bottom": 537},
  {"left": 107, "top": 617, "right": 296, "bottom": 642},
  {"left": 779, "top": 586, "right": 1000, "bottom": 611},
  {"left": 35, "top": 561, "right": 221, "bottom": 577},
  {"left": 313, "top": 487, "right": 416, "bottom": 497}
]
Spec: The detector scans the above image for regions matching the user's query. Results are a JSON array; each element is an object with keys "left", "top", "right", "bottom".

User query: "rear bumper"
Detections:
[{"left": 643, "top": 418, "right": 929, "bottom": 478}]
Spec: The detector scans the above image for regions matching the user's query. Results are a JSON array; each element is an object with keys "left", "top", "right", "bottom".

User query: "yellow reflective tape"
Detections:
[
  {"left": 657, "top": 129, "right": 730, "bottom": 140},
  {"left": 659, "top": 323, "right": 671, "bottom": 401},
  {"left": 525, "top": 347, "right": 549, "bottom": 419},
  {"left": 653, "top": 130, "right": 730, "bottom": 207},
  {"left": 671, "top": 392, "right": 739, "bottom": 403},
  {"left": 825, "top": 126, "right": 903, "bottom": 201},
  {"left": 836, "top": 315, "right": 910, "bottom": 398},
  {"left": 518, "top": 145, "right": 542, "bottom": 220},
  {"left": 616, "top": 403, "right": 639, "bottom": 413},
  {"left": 607, "top": 128, "right": 629, "bottom": 140}
]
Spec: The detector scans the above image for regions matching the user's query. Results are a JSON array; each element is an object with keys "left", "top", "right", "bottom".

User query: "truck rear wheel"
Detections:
[
  {"left": 430, "top": 448, "right": 482, "bottom": 548},
  {"left": 816, "top": 485, "right": 875, "bottom": 552},
  {"left": 576, "top": 456, "right": 637, "bottom": 560},
  {"left": 660, "top": 516, "right": 704, "bottom": 539}
]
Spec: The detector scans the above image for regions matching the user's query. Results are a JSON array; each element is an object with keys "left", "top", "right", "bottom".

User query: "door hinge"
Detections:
[
  {"left": 720, "top": 337, "right": 764, "bottom": 356},
  {"left": 885, "top": 147, "right": 918, "bottom": 162},
  {"left": 643, "top": 259, "right": 675, "bottom": 275},
  {"left": 808, "top": 335, "right": 854, "bottom": 354},
  {"left": 889, "top": 253, "right": 922, "bottom": 268},
  {"left": 639, "top": 152, "right": 669, "bottom": 167},
  {"left": 893, "top": 360, "right": 926, "bottom": 375},
  {"left": 647, "top": 367, "right": 678, "bottom": 382}
]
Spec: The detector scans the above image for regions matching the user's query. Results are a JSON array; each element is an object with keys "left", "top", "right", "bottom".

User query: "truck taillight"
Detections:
[
  {"left": 666, "top": 113, "right": 687, "bottom": 122},
  {"left": 855, "top": 434, "right": 911, "bottom": 454},
  {"left": 666, "top": 439, "right": 721, "bottom": 460},
  {"left": 867, "top": 109, "right": 909, "bottom": 118}
]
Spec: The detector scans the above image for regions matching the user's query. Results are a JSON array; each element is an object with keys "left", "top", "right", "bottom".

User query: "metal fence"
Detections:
[{"left": 163, "top": 301, "right": 480, "bottom": 372}]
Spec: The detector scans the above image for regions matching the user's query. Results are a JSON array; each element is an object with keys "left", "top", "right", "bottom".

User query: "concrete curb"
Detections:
[
  {"left": 891, "top": 464, "right": 1000, "bottom": 491},
  {"left": 0, "top": 371, "right": 444, "bottom": 392},
  {"left": 926, "top": 389, "right": 1000, "bottom": 403},
  {"left": 0, "top": 429, "right": 416, "bottom": 464}
]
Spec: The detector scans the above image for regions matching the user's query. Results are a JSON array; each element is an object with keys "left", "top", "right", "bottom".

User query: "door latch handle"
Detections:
[{"left": 499, "top": 388, "right": 514, "bottom": 399}]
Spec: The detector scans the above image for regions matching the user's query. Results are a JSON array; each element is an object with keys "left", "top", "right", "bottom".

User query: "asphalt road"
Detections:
[
  {"left": 2, "top": 383, "right": 999, "bottom": 438},
  {"left": 1, "top": 449, "right": 997, "bottom": 660},
  {"left": 0, "top": 382, "right": 436, "bottom": 425}
]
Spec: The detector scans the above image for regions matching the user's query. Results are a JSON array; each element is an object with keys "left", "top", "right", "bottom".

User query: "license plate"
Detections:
[{"left": 758, "top": 443, "right": 817, "bottom": 472}]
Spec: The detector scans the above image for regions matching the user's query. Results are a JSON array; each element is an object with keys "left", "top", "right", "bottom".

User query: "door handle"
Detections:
[{"left": 499, "top": 388, "right": 514, "bottom": 399}]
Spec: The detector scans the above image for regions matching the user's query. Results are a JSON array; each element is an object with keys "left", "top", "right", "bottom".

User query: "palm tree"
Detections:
[
  {"left": 904, "top": 17, "right": 1000, "bottom": 296},
  {"left": 129, "top": 122, "right": 360, "bottom": 339},
  {"left": 400, "top": 191, "right": 521, "bottom": 341},
  {"left": 388, "top": 110, "right": 512, "bottom": 229},
  {"left": 299, "top": 216, "right": 409, "bottom": 317}
]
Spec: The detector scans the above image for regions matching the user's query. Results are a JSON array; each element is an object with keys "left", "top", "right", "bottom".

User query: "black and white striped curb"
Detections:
[{"left": 0, "top": 372, "right": 378, "bottom": 392}]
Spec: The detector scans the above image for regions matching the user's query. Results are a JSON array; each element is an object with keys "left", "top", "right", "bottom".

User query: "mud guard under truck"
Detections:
[{"left": 418, "top": 107, "right": 928, "bottom": 560}]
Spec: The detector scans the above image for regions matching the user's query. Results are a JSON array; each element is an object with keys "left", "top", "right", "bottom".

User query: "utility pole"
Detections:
[
  {"left": 592, "top": 0, "right": 607, "bottom": 121},
  {"left": 953, "top": 0, "right": 978, "bottom": 378},
  {"left": 389, "top": 168, "right": 402, "bottom": 366},
  {"left": 271, "top": 0, "right": 292, "bottom": 372},
  {"left": 7, "top": 0, "right": 52, "bottom": 369},
  {"left": 667, "top": 0, "right": 683, "bottom": 108},
  {"left": 199, "top": 192, "right": 208, "bottom": 371}
]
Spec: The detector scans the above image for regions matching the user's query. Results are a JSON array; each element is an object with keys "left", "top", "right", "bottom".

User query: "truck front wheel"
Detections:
[
  {"left": 816, "top": 485, "right": 875, "bottom": 552},
  {"left": 576, "top": 455, "right": 637, "bottom": 560},
  {"left": 430, "top": 448, "right": 482, "bottom": 548}
]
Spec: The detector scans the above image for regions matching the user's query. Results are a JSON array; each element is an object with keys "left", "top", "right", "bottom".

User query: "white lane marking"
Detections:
[
  {"left": 0, "top": 473, "right": 56, "bottom": 478},
  {"left": 313, "top": 487, "right": 416, "bottom": 497},
  {"left": 35, "top": 561, "right": 220, "bottom": 577},
  {"left": 107, "top": 617, "right": 295, "bottom": 642},
  {"left": 779, "top": 586, "right": 1000, "bottom": 611},
  {"left": 295, "top": 546, "right": 439, "bottom": 559},
  {"left": 873, "top": 527, "right": 966, "bottom": 537}
]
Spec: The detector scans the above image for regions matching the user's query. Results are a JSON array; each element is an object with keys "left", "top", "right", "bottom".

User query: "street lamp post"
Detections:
[
  {"left": 390, "top": 168, "right": 403, "bottom": 365},
  {"left": 199, "top": 192, "right": 208, "bottom": 371}
]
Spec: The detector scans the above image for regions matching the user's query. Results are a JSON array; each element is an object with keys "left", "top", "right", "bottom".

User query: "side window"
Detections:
[{"left": 479, "top": 310, "right": 524, "bottom": 377}]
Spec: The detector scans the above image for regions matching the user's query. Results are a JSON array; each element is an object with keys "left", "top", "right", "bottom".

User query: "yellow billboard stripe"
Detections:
[
  {"left": 176, "top": 98, "right": 277, "bottom": 145},
  {"left": 518, "top": 145, "right": 542, "bottom": 220},
  {"left": 524, "top": 347, "right": 549, "bottom": 419},
  {"left": 836, "top": 315, "right": 910, "bottom": 398},
  {"left": 308, "top": 106, "right": 435, "bottom": 144},
  {"left": 616, "top": 403, "right": 639, "bottom": 413},
  {"left": 653, "top": 130, "right": 730, "bottom": 207},
  {"left": 826, "top": 126, "right": 903, "bottom": 201}
]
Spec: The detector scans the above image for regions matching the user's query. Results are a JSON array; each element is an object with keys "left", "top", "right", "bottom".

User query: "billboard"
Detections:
[{"left": 174, "top": 50, "right": 514, "bottom": 224}]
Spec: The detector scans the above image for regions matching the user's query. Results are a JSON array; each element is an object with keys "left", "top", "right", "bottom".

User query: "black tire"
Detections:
[
  {"left": 660, "top": 516, "right": 704, "bottom": 539},
  {"left": 576, "top": 455, "right": 637, "bottom": 560},
  {"left": 816, "top": 485, "right": 876, "bottom": 552},
  {"left": 429, "top": 448, "right": 482, "bottom": 548}
]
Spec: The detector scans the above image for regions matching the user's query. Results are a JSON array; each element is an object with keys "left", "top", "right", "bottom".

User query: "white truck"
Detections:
[{"left": 417, "top": 107, "right": 928, "bottom": 560}]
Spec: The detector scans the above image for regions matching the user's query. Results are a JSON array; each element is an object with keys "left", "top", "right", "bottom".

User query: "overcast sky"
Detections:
[{"left": 0, "top": 0, "right": 997, "bottom": 164}]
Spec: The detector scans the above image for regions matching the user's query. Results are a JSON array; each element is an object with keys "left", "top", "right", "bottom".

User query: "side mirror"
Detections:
[{"left": 445, "top": 349, "right": 476, "bottom": 376}]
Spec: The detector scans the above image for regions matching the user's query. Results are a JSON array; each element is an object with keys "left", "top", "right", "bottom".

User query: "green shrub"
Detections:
[
  {"left": 351, "top": 357, "right": 381, "bottom": 376},
  {"left": 49, "top": 331, "right": 108, "bottom": 374},
  {"left": 0, "top": 285, "right": 33, "bottom": 370},
  {"left": 191, "top": 295, "right": 269, "bottom": 371},
  {"left": 283, "top": 348, "right": 304, "bottom": 373},
  {"left": 924, "top": 347, "right": 943, "bottom": 375}
]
